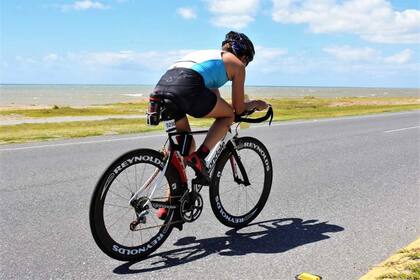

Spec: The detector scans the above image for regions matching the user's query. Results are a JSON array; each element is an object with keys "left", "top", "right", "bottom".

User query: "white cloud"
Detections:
[
  {"left": 323, "top": 46, "right": 380, "bottom": 61},
  {"left": 63, "top": 0, "right": 109, "bottom": 11},
  {"left": 254, "top": 45, "right": 288, "bottom": 61},
  {"left": 246, "top": 45, "right": 290, "bottom": 74},
  {"left": 272, "top": 0, "right": 420, "bottom": 44},
  {"left": 323, "top": 45, "right": 414, "bottom": 65},
  {"left": 67, "top": 50, "right": 193, "bottom": 70},
  {"left": 15, "top": 55, "right": 37, "bottom": 64},
  {"left": 177, "top": 7, "right": 197, "bottom": 19},
  {"left": 43, "top": 53, "right": 59, "bottom": 62},
  {"left": 207, "top": 0, "right": 260, "bottom": 29},
  {"left": 384, "top": 49, "right": 413, "bottom": 64}
]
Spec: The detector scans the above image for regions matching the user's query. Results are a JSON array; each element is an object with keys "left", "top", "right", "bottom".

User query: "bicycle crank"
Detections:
[{"left": 180, "top": 192, "right": 203, "bottom": 222}]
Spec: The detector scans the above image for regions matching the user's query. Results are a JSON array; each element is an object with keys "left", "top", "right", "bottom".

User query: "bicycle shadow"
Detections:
[{"left": 113, "top": 218, "right": 344, "bottom": 274}]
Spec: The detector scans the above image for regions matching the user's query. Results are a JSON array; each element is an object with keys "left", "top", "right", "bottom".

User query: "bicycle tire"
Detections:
[
  {"left": 89, "top": 149, "right": 183, "bottom": 261},
  {"left": 209, "top": 137, "right": 272, "bottom": 228}
]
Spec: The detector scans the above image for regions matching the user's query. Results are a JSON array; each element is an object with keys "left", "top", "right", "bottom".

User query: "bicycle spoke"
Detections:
[
  {"left": 149, "top": 211, "right": 160, "bottom": 227},
  {"left": 236, "top": 188, "right": 241, "bottom": 215},
  {"left": 107, "top": 208, "right": 132, "bottom": 229},
  {"left": 249, "top": 181, "right": 264, "bottom": 184},
  {"left": 104, "top": 202, "right": 131, "bottom": 209},
  {"left": 114, "top": 177, "right": 133, "bottom": 196},
  {"left": 124, "top": 169, "right": 133, "bottom": 194},
  {"left": 138, "top": 163, "right": 147, "bottom": 189},
  {"left": 139, "top": 226, "right": 144, "bottom": 244},
  {"left": 122, "top": 226, "right": 132, "bottom": 246},
  {"left": 248, "top": 185, "right": 261, "bottom": 195},
  {"left": 219, "top": 187, "right": 238, "bottom": 196},
  {"left": 245, "top": 189, "right": 257, "bottom": 206},
  {"left": 108, "top": 189, "right": 129, "bottom": 202},
  {"left": 245, "top": 188, "right": 248, "bottom": 212},
  {"left": 134, "top": 163, "right": 138, "bottom": 191},
  {"left": 104, "top": 207, "right": 127, "bottom": 220}
]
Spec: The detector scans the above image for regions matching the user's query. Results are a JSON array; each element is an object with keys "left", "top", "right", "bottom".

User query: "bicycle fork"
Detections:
[{"left": 226, "top": 142, "right": 251, "bottom": 186}]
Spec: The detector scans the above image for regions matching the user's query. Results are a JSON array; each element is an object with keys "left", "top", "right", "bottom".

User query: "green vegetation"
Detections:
[
  {"left": 0, "top": 118, "right": 158, "bottom": 144},
  {"left": 379, "top": 263, "right": 420, "bottom": 280},
  {"left": 378, "top": 248, "right": 420, "bottom": 280},
  {"left": 1, "top": 97, "right": 419, "bottom": 144},
  {"left": 0, "top": 117, "right": 212, "bottom": 144},
  {"left": 266, "top": 97, "right": 420, "bottom": 121},
  {"left": 0, "top": 102, "right": 148, "bottom": 117}
]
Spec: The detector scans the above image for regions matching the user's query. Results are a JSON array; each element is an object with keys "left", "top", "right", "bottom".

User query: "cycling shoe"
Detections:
[{"left": 185, "top": 152, "right": 210, "bottom": 184}]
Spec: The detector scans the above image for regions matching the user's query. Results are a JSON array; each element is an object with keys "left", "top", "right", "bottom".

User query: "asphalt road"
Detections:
[{"left": 1, "top": 111, "right": 419, "bottom": 280}]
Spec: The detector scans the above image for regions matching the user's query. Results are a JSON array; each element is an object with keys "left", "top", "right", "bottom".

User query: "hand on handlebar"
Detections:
[
  {"left": 245, "top": 100, "right": 268, "bottom": 112},
  {"left": 235, "top": 101, "right": 273, "bottom": 125}
]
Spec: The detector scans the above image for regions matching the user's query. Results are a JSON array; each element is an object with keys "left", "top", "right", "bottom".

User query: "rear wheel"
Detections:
[
  {"left": 209, "top": 137, "right": 272, "bottom": 228},
  {"left": 89, "top": 149, "right": 183, "bottom": 261}
]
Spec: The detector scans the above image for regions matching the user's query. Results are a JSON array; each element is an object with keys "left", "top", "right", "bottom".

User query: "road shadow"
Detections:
[{"left": 113, "top": 218, "right": 344, "bottom": 274}]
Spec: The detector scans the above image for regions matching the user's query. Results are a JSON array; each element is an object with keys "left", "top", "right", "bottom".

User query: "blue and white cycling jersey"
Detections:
[{"left": 169, "top": 50, "right": 229, "bottom": 89}]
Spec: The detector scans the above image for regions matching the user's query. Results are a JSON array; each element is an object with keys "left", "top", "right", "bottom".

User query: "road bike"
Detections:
[{"left": 89, "top": 95, "right": 274, "bottom": 261}]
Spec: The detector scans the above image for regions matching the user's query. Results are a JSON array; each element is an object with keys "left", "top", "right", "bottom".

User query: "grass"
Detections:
[
  {"left": 361, "top": 239, "right": 420, "bottom": 280},
  {"left": 0, "top": 117, "right": 213, "bottom": 144},
  {"left": 0, "top": 118, "right": 159, "bottom": 144},
  {"left": 379, "top": 262, "right": 420, "bottom": 280},
  {"left": 1, "top": 97, "right": 419, "bottom": 144},
  {"left": 0, "top": 102, "right": 148, "bottom": 117}
]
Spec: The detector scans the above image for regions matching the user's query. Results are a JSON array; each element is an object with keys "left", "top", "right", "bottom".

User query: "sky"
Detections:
[{"left": 1, "top": 0, "right": 419, "bottom": 87}]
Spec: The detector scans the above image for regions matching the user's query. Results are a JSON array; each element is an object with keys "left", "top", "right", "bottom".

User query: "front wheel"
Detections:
[{"left": 209, "top": 137, "right": 273, "bottom": 228}]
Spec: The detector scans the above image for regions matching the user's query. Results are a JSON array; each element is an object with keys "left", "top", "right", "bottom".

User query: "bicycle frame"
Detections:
[{"left": 129, "top": 119, "right": 248, "bottom": 206}]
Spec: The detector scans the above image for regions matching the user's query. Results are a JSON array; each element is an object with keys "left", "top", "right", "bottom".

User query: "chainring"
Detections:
[{"left": 180, "top": 192, "right": 203, "bottom": 222}]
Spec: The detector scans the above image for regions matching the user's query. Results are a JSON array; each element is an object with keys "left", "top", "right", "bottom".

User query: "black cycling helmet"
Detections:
[{"left": 222, "top": 31, "right": 255, "bottom": 65}]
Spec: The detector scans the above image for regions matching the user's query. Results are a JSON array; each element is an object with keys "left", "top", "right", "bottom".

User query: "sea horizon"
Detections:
[
  {"left": 1, "top": 83, "right": 419, "bottom": 90},
  {"left": 1, "top": 84, "right": 419, "bottom": 107}
]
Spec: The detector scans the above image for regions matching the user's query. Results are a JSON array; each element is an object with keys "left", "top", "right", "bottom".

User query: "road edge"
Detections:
[{"left": 359, "top": 237, "right": 420, "bottom": 280}]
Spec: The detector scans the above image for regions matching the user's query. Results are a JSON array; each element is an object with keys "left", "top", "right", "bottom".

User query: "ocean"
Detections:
[{"left": 0, "top": 84, "right": 418, "bottom": 107}]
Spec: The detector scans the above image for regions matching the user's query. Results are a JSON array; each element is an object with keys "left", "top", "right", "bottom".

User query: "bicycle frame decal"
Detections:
[
  {"left": 206, "top": 130, "right": 235, "bottom": 172},
  {"left": 112, "top": 232, "right": 166, "bottom": 255},
  {"left": 242, "top": 141, "right": 271, "bottom": 172}
]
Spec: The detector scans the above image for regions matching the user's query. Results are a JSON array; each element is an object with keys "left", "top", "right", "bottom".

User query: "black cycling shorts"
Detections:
[{"left": 153, "top": 68, "right": 218, "bottom": 121}]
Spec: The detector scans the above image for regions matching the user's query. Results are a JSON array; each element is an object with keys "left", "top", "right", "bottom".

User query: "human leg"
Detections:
[
  {"left": 184, "top": 95, "right": 234, "bottom": 182},
  {"left": 175, "top": 116, "right": 196, "bottom": 155},
  {"left": 201, "top": 96, "right": 234, "bottom": 150}
]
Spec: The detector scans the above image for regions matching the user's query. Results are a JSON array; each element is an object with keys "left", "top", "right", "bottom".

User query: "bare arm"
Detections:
[
  {"left": 231, "top": 65, "right": 246, "bottom": 115},
  {"left": 223, "top": 52, "right": 246, "bottom": 115},
  {"left": 223, "top": 52, "right": 266, "bottom": 115}
]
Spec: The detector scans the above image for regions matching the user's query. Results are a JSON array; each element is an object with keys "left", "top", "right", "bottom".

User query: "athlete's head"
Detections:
[{"left": 222, "top": 31, "right": 255, "bottom": 66}]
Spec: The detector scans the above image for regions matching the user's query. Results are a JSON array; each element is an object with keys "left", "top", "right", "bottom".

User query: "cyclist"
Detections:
[{"left": 153, "top": 31, "right": 267, "bottom": 183}]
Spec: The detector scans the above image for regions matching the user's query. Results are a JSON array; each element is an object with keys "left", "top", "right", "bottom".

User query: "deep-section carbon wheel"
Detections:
[
  {"left": 209, "top": 137, "right": 272, "bottom": 228},
  {"left": 89, "top": 149, "right": 183, "bottom": 261}
]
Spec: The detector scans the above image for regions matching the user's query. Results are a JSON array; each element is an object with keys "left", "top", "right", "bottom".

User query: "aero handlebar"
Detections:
[{"left": 234, "top": 105, "right": 273, "bottom": 125}]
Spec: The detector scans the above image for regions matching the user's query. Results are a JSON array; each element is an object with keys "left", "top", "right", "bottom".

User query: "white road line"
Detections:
[{"left": 384, "top": 126, "right": 420, "bottom": 133}]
